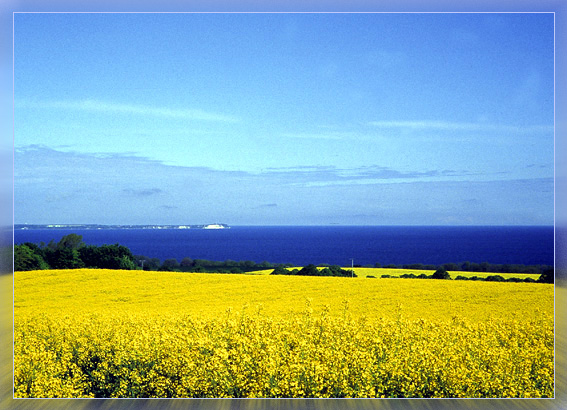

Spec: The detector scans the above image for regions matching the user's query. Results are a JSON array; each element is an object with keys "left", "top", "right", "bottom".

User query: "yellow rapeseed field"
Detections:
[{"left": 14, "top": 269, "right": 554, "bottom": 398}]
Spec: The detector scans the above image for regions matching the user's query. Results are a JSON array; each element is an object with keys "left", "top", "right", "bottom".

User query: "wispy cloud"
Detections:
[
  {"left": 17, "top": 99, "right": 241, "bottom": 123},
  {"left": 261, "top": 165, "right": 478, "bottom": 186},
  {"left": 15, "top": 146, "right": 553, "bottom": 225},
  {"left": 15, "top": 145, "right": 520, "bottom": 190},
  {"left": 123, "top": 188, "right": 163, "bottom": 197},
  {"left": 280, "top": 132, "right": 346, "bottom": 141},
  {"left": 367, "top": 120, "right": 552, "bottom": 134}
]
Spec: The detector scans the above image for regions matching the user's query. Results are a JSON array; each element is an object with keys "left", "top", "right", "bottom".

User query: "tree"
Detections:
[
  {"left": 180, "top": 257, "right": 193, "bottom": 267},
  {"left": 46, "top": 248, "right": 85, "bottom": 269},
  {"left": 480, "top": 262, "right": 491, "bottom": 272},
  {"left": 297, "top": 264, "right": 320, "bottom": 276},
  {"left": 193, "top": 259, "right": 209, "bottom": 269},
  {"left": 78, "top": 245, "right": 101, "bottom": 268},
  {"left": 404, "top": 264, "right": 424, "bottom": 270},
  {"left": 134, "top": 255, "right": 161, "bottom": 271},
  {"left": 329, "top": 265, "right": 353, "bottom": 277},
  {"left": 22, "top": 242, "right": 46, "bottom": 259},
  {"left": 270, "top": 266, "right": 290, "bottom": 275},
  {"left": 538, "top": 268, "right": 554, "bottom": 284},
  {"left": 14, "top": 245, "right": 49, "bottom": 271},
  {"left": 118, "top": 255, "right": 137, "bottom": 270},
  {"left": 57, "top": 233, "right": 85, "bottom": 250},
  {"left": 148, "top": 258, "right": 161, "bottom": 271},
  {"left": 161, "top": 258, "right": 180, "bottom": 271},
  {"left": 431, "top": 268, "right": 451, "bottom": 280},
  {"left": 240, "top": 260, "right": 256, "bottom": 269},
  {"left": 485, "top": 275, "right": 505, "bottom": 282},
  {"left": 319, "top": 265, "right": 353, "bottom": 277},
  {"left": 46, "top": 239, "right": 58, "bottom": 251},
  {"left": 442, "top": 263, "right": 459, "bottom": 271},
  {"left": 319, "top": 268, "right": 332, "bottom": 276},
  {"left": 79, "top": 244, "right": 136, "bottom": 270},
  {"left": 259, "top": 261, "right": 273, "bottom": 268}
]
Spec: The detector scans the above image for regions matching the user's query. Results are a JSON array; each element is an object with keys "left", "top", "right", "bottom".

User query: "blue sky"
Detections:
[{"left": 14, "top": 12, "right": 554, "bottom": 225}]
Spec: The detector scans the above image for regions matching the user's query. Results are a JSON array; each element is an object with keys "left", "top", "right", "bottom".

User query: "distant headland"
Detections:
[{"left": 15, "top": 224, "right": 230, "bottom": 230}]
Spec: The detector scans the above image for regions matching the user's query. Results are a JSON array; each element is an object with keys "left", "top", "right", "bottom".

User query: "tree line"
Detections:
[
  {"left": 370, "top": 261, "right": 553, "bottom": 275},
  {"left": 376, "top": 271, "right": 553, "bottom": 283},
  {"left": 271, "top": 264, "right": 355, "bottom": 277},
  {"left": 15, "top": 234, "right": 137, "bottom": 271},
  {"left": 14, "top": 234, "right": 281, "bottom": 273},
  {"left": 13, "top": 233, "right": 553, "bottom": 283},
  {"left": 137, "top": 255, "right": 279, "bottom": 274}
]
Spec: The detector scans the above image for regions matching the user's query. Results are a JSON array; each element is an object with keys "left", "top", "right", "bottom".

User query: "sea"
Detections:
[{"left": 14, "top": 226, "right": 554, "bottom": 267}]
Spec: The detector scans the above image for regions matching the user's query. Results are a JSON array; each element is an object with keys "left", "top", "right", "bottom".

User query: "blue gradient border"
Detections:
[{"left": 1, "top": 1, "right": 566, "bottom": 409}]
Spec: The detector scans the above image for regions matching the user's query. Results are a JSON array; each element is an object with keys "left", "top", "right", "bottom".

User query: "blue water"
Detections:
[{"left": 14, "top": 226, "right": 554, "bottom": 267}]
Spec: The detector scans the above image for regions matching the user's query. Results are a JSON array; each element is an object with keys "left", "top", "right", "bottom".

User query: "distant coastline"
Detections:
[
  {"left": 14, "top": 226, "right": 553, "bottom": 267},
  {"left": 14, "top": 223, "right": 230, "bottom": 230}
]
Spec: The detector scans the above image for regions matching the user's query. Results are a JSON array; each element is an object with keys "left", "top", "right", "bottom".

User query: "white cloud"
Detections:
[
  {"left": 17, "top": 99, "right": 241, "bottom": 123},
  {"left": 367, "top": 120, "right": 552, "bottom": 134}
]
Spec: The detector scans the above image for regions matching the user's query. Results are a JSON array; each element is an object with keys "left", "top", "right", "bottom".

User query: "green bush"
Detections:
[
  {"left": 271, "top": 266, "right": 290, "bottom": 275},
  {"left": 431, "top": 268, "right": 451, "bottom": 280},
  {"left": 485, "top": 275, "right": 505, "bottom": 282},
  {"left": 297, "top": 264, "right": 320, "bottom": 276}
]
